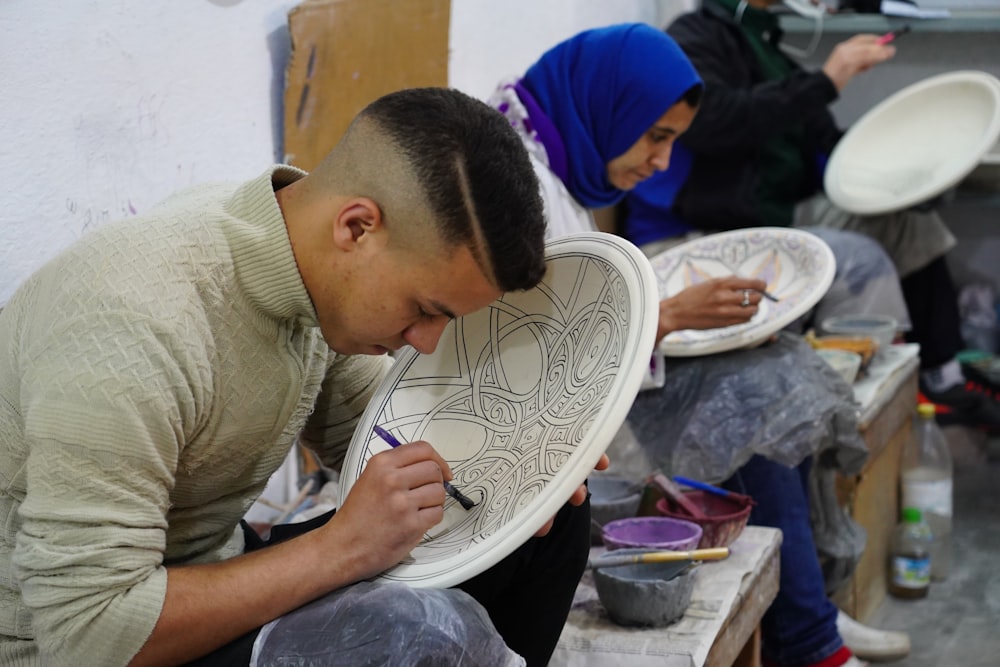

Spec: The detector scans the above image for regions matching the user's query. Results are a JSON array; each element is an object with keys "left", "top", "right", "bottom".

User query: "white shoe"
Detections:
[
  {"left": 843, "top": 656, "right": 869, "bottom": 667},
  {"left": 836, "top": 611, "right": 910, "bottom": 662}
]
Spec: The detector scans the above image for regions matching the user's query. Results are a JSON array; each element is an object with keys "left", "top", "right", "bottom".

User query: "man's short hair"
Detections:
[{"left": 358, "top": 88, "right": 547, "bottom": 292}]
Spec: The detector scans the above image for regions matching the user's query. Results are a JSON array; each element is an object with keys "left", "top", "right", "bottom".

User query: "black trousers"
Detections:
[
  {"left": 184, "top": 497, "right": 591, "bottom": 666},
  {"left": 900, "top": 256, "right": 966, "bottom": 370}
]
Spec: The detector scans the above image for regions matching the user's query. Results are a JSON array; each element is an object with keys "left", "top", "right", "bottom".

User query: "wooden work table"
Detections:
[
  {"left": 551, "top": 526, "right": 782, "bottom": 667},
  {"left": 833, "top": 344, "right": 920, "bottom": 621},
  {"left": 551, "top": 346, "right": 920, "bottom": 666}
]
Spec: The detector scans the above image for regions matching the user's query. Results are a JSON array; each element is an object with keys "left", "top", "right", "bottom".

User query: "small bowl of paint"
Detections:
[
  {"left": 655, "top": 490, "right": 754, "bottom": 549},
  {"left": 588, "top": 475, "right": 643, "bottom": 544},
  {"left": 593, "top": 551, "right": 696, "bottom": 627},
  {"left": 601, "top": 516, "right": 702, "bottom": 552}
]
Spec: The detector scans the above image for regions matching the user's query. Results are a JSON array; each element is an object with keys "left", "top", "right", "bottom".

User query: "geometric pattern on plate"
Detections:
[{"left": 338, "top": 232, "right": 658, "bottom": 587}]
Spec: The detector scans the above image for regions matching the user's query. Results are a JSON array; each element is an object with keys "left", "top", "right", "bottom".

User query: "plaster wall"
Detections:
[
  {"left": 448, "top": 0, "right": 694, "bottom": 102},
  {"left": 0, "top": 0, "right": 693, "bottom": 308},
  {"left": 0, "top": 0, "right": 298, "bottom": 306}
]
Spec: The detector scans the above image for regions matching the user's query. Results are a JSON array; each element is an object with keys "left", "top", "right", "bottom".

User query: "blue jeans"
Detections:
[{"left": 724, "top": 456, "right": 843, "bottom": 667}]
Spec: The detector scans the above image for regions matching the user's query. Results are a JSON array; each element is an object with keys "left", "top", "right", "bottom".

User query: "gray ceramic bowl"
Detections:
[
  {"left": 589, "top": 476, "right": 642, "bottom": 543},
  {"left": 594, "top": 551, "right": 696, "bottom": 627}
]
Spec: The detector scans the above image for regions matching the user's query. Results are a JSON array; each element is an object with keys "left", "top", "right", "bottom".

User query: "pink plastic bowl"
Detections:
[{"left": 601, "top": 516, "right": 703, "bottom": 552}]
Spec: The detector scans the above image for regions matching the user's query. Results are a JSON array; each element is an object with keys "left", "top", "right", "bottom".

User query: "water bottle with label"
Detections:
[
  {"left": 889, "top": 507, "right": 933, "bottom": 599},
  {"left": 901, "top": 402, "right": 953, "bottom": 580}
]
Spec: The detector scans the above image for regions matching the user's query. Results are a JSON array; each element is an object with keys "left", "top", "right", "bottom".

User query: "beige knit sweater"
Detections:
[{"left": 0, "top": 166, "right": 388, "bottom": 666}]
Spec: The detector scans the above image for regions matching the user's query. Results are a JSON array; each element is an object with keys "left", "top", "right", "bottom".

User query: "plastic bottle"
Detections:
[
  {"left": 901, "top": 402, "right": 953, "bottom": 580},
  {"left": 888, "top": 507, "right": 933, "bottom": 599}
]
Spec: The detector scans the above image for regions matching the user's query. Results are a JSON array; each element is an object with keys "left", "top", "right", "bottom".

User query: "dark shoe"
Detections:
[{"left": 920, "top": 382, "right": 1000, "bottom": 429}]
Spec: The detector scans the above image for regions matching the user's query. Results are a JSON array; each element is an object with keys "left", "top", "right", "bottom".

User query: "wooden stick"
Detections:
[{"left": 587, "top": 547, "right": 729, "bottom": 569}]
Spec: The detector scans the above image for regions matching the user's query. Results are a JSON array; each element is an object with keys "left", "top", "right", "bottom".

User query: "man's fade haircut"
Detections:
[{"left": 358, "top": 87, "right": 547, "bottom": 292}]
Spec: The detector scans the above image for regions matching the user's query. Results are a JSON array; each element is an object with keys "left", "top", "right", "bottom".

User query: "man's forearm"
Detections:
[{"left": 128, "top": 526, "right": 363, "bottom": 667}]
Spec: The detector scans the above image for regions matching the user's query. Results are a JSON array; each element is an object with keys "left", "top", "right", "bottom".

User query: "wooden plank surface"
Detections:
[
  {"left": 833, "top": 370, "right": 917, "bottom": 620},
  {"left": 705, "top": 536, "right": 781, "bottom": 667},
  {"left": 283, "top": 0, "right": 450, "bottom": 171}
]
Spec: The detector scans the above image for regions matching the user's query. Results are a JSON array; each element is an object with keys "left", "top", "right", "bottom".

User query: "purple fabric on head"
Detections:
[{"left": 513, "top": 82, "right": 570, "bottom": 185}]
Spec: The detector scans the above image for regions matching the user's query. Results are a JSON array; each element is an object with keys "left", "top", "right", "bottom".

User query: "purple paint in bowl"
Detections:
[{"left": 601, "top": 516, "right": 703, "bottom": 552}]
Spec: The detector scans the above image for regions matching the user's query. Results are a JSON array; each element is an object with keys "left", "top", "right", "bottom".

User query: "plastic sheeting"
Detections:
[
  {"left": 802, "top": 226, "right": 911, "bottom": 333},
  {"left": 621, "top": 333, "right": 871, "bottom": 591},
  {"left": 625, "top": 332, "right": 868, "bottom": 484},
  {"left": 251, "top": 582, "right": 524, "bottom": 667}
]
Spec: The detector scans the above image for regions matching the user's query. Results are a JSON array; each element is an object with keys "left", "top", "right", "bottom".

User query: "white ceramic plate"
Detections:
[
  {"left": 825, "top": 70, "right": 1000, "bottom": 215},
  {"left": 338, "top": 232, "right": 658, "bottom": 588},
  {"left": 651, "top": 227, "right": 836, "bottom": 357}
]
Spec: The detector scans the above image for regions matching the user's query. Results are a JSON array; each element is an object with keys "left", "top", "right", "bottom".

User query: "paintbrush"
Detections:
[
  {"left": 753, "top": 288, "right": 780, "bottom": 303},
  {"left": 587, "top": 547, "right": 730, "bottom": 570},
  {"left": 372, "top": 425, "right": 477, "bottom": 510},
  {"left": 673, "top": 475, "right": 741, "bottom": 500},
  {"left": 736, "top": 278, "right": 780, "bottom": 303}
]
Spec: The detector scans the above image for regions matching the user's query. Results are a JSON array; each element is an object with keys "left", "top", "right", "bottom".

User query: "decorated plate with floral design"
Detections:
[
  {"left": 338, "top": 232, "right": 658, "bottom": 588},
  {"left": 651, "top": 227, "right": 836, "bottom": 357}
]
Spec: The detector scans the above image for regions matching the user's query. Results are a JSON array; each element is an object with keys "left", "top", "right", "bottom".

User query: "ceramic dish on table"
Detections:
[
  {"left": 338, "top": 232, "right": 658, "bottom": 588},
  {"left": 654, "top": 491, "right": 754, "bottom": 550},
  {"left": 820, "top": 314, "right": 898, "bottom": 357},
  {"left": 815, "top": 348, "right": 864, "bottom": 385},
  {"left": 650, "top": 227, "right": 836, "bottom": 357},
  {"left": 601, "top": 516, "right": 703, "bottom": 552},
  {"left": 592, "top": 552, "right": 696, "bottom": 627},
  {"left": 588, "top": 475, "right": 643, "bottom": 544},
  {"left": 825, "top": 70, "right": 1000, "bottom": 216}
]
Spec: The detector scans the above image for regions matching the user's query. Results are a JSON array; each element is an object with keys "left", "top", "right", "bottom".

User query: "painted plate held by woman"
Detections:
[
  {"left": 338, "top": 232, "right": 658, "bottom": 588},
  {"left": 651, "top": 227, "right": 836, "bottom": 357}
]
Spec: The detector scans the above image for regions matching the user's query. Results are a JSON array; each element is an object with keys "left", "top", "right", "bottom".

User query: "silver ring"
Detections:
[{"left": 741, "top": 289, "right": 751, "bottom": 307}]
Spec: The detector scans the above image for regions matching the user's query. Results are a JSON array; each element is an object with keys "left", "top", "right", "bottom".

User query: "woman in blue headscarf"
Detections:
[
  {"left": 491, "top": 23, "right": 772, "bottom": 335},
  {"left": 490, "top": 24, "right": 874, "bottom": 667}
]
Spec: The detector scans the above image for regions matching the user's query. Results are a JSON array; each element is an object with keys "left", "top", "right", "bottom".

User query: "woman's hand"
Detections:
[
  {"left": 822, "top": 34, "right": 896, "bottom": 92},
  {"left": 533, "top": 453, "right": 610, "bottom": 537},
  {"left": 656, "top": 276, "right": 769, "bottom": 344}
]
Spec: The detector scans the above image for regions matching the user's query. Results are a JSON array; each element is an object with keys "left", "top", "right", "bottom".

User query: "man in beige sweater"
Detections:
[{"left": 0, "top": 88, "right": 596, "bottom": 666}]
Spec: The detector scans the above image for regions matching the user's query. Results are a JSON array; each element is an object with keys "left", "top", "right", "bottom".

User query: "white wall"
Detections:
[
  {"left": 0, "top": 0, "right": 694, "bottom": 308},
  {"left": 0, "top": 0, "right": 298, "bottom": 306},
  {"left": 449, "top": 0, "right": 694, "bottom": 102}
]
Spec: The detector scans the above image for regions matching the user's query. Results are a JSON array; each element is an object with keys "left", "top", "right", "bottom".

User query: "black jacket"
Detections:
[{"left": 667, "top": 1, "right": 843, "bottom": 230}]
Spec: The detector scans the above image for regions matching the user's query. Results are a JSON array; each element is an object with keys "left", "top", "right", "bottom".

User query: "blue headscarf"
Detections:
[{"left": 520, "top": 23, "right": 702, "bottom": 209}]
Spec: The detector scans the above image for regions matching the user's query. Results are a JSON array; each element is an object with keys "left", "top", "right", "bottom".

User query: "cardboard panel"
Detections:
[{"left": 284, "top": 0, "right": 450, "bottom": 171}]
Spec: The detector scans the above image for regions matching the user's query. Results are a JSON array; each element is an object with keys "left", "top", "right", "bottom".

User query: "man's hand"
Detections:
[
  {"left": 656, "top": 276, "right": 768, "bottom": 343},
  {"left": 331, "top": 442, "right": 454, "bottom": 579},
  {"left": 822, "top": 34, "right": 896, "bottom": 92},
  {"left": 533, "top": 453, "right": 610, "bottom": 537},
  {"left": 131, "top": 440, "right": 455, "bottom": 667}
]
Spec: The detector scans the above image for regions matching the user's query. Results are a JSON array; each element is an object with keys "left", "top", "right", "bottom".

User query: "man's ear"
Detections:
[{"left": 333, "top": 197, "right": 383, "bottom": 249}]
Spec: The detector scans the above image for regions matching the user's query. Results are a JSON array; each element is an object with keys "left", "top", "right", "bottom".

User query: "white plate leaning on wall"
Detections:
[
  {"left": 825, "top": 70, "right": 1000, "bottom": 215},
  {"left": 652, "top": 227, "right": 836, "bottom": 357},
  {"left": 338, "top": 232, "right": 659, "bottom": 588}
]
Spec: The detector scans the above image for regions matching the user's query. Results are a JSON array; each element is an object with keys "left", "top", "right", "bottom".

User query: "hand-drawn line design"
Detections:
[
  {"left": 338, "top": 233, "right": 658, "bottom": 588},
  {"left": 651, "top": 227, "right": 835, "bottom": 357}
]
